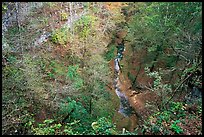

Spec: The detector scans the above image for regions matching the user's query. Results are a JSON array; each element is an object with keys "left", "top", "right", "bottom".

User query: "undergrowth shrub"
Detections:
[
  {"left": 104, "top": 44, "right": 116, "bottom": 61},
  {"left": 74, "top": 15, "right": 96, "bottom": 40},
  {"left": 60, "top": 11, "right": 68, "bottom": 21},
  {"left": 58, "top": 97, "right": 92, "bottom": 134},
  {"left": 140, "top": 101, "right": 187, "bottom": 135},
  {"left": 66, "top": 65, "right": 83, "bottom": 89},
  {"left": 51, "top": 27, "right": 71, "bottom": 45},
  {"left": 91, "top": 117, "right": 118, "bottom": 135},
  {"left": 26, "top": 118, "right": 79, "bottom": 135}
]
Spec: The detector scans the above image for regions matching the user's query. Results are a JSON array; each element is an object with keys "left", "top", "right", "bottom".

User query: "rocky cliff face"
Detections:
[{"left": 2, "top": 2, "right": 44, "bottom": 34}]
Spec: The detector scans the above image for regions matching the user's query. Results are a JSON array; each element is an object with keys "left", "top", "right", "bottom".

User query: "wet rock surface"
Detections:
[{"left": 113, "top": 39, "right": 134, "bottom": 117}]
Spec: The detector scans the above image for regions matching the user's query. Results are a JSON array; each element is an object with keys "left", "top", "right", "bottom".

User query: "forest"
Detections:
[{"left": 2, "top": 2, "right": 202, "bottom": 135}]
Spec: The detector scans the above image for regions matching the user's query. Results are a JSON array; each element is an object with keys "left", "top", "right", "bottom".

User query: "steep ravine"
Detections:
[
  {"left": 109, "top": 28, "right": 156, "bottom": 132},
  {"left": 109, "top": 30, "right": 138, "bottom": 132},
  {"left": 109, "top": 28, "right": 164, "bottom": 133}
]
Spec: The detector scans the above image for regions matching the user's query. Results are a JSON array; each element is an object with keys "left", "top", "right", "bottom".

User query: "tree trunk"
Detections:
[
  {"left": 132, "top": 62, "right": 142, "bottom": 89},
  {"left": 150, "top": 52, "right": 159, "bottom": 72},
  {"left": 69, "top": 2, "right": 73, "bottom": 34}
]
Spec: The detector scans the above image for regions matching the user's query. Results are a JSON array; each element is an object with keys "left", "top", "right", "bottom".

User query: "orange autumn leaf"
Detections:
[{"left": 105, "top": 2, "right": 123, "bottom": 11}]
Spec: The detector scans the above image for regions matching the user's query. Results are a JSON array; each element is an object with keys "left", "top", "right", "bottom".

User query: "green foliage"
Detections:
[
  {"left": 126, "top": 2, "right": 202, "bottom": 74},
  {"left": 2, "top": 2, "right": 202, "bottom": 135},
  {"left": 60, "top": 97, "right": 90, "bottom": 121},
  {"left": 59, "top": 97, "right": 92, "bottom": 134},
  {"left": 46, "top": 2, "right": 56, "bottom": 8},
  {"left": 169, "top": 102, "right": 183, "bottom": 112},
  {"left": 91, "top": 117, "right": 118, "bottom": 135},
  {"left": 92, "top": 6, "right": 100, "bottom": 14},
  {"left": 43, "top": 60, "right": 66, "bottom": 80},
  {"left": 197, "top": 105, "right": 202, "bottom": 115},
  {"left": 131, "top": 3, "right": 202, "bottom": 134},
  {"left": 46, "top": 60, "right": 56, "bottom": 79},
  {"left": 155, "top": 110, "right": 171, "bottom": 123},
  {"left": 2, "top": 54, "right": 41, "bottom": 135},
  {"left": 81, "top": 51, "right": 113, "bottom": 120},
  {"left": 141, "top": 101, "right": 186, "bottom": 135},
  {"left": 104, "top": 44, "right": 116, "bottom": 61},
  {"left": 161, "top": 55, "right": 178, "bottom": 68},
  {"left": 67, "top": 65, "right": 79, "bottom": 80},
  {"left": 169, "top": 102, "right": 186, "bottom": 118},
  {"left": 4, "top": 25, "right": 27, "bottom": 52},
  {"left": 128, "top": 72, "right": 135, "bottom": 82},
  {"left": 7, "top": 26, "right": 19, "bottom": 36},
  {"left": 2, "top": 3, "right": 8, "bottom": 11},
  {"left": 60, "top": 97, "right": 77, "bottom": 115},
  {"left": 67, "top": 65, "right": 83, "bottom": 89},
  {"left": 151, "top": 125, "right": 160, "bottom": 134},
  {"left": 144, "top": 67, "right": 161, "bottom": 89},
  {"left": 22, "top": 53, "right": 53, "bottom": 102},
  {"left": 3, "top": 62, "right": 25, "bottom": 91},
  {"left": 183, "top": 64, "right": 197, "bottom": 75},
  {"left": 92, "top": 97, "right": 115, "bottom": 118},
  {"left": 182, "top": 62, "right": 201, "bottom": 79},
  {"left": 83, "top": 2, "right": 91, "bottom": 10},
  {"left": 170, "top": 120, "right": 183, "bottom": 134},
  {"left": 7, "top": 55, "right": 17, "bottom": 64},
  {"left": 73, "top": 77, "right": 83, "bottom": 89},
  {"left": 95, "top": 81, "right": 111, "bottom": 100},
  {"left": 6, "top": 25, "right": 26, "bottom": 37},
  {"left": 51, "top": 26, "right": 71, "bottom": 45},
  {"left": 85, "top": 54, "right": 111, "bottom": 83},
  {"left": 60, "top": 11, "right": 68, "bottom": 21},
  {"left": 74, "top": 15, "right": 96, "bottom": 39},
  {"left": 179, "top": 62, "right": 202, "bottom": 89},
  {"left": 43, "top": 119, "right": 55, "bottom": 124},
  {"left": 128, "top": 71, "right": 138, "bottom": 89},
  {"left": 39, "top": 17, "right": 49, "bottom": 26},
  {"left": 145, "top": 67, "right": 172, "bottom": 109},
  {"left": 29, "top": 118, "right": 79, "bottom": 135}
]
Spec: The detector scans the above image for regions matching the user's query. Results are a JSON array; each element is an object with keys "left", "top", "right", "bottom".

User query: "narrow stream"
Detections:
[{"left": 113, "top": 40, "right": 135, "bottom": 117}]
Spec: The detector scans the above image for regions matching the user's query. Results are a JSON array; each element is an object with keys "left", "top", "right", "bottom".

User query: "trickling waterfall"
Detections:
[
  {"left": 114, "top": 58, "right": 120, "bottom": 73},
  {"left": 113, "top": 41, "right": 134, "bottom": 117}
]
